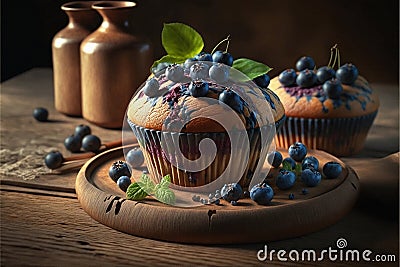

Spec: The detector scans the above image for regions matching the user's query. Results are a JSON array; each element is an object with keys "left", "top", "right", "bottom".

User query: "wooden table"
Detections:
[{"left": 1, "top": 68, "right": 399, "bottom": 266}]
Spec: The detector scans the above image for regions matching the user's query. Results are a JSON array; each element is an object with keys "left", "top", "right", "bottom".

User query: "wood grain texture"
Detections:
[
  {"left": 76, "top": 146, "right": 360, "bottom": 244},
  {"left": 2, "top": 189, "right": 398, "bottom": 267}
]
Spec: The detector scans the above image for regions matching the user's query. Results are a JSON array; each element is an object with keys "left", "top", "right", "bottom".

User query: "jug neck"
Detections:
[
  {"left": 92, "top": 1, "right": 136, "bottom": 32},
  {"left": 62, "top": 1, "right": 99, "bottom": 30}
]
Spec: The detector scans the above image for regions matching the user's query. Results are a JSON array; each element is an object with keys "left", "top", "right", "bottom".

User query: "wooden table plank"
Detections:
[{"left": 1, "top": 189, "right": 398, "bottom": 267}]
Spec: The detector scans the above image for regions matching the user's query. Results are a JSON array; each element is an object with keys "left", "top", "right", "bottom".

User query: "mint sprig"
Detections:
[
  {"left": 126, "top": 173, "right": 175, "bottom": 205},
  {"left": 282, "top": 161, "right": 302, "bottom": 177}
]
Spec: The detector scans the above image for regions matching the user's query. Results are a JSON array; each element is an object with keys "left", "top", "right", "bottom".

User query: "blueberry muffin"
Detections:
[
  {"left": 127, "top": 62, "right": 285, "bottom": 190},
  {"left": 269, "top": 56, "right": 379, "bottom": 156}
]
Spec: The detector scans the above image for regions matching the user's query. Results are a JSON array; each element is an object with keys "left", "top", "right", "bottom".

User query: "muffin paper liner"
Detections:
[
  {"left": 275, "top": 111, "right": 377, "bottom": 156},
  {"left": 128, "top": 120, "right": 276, "bottom": 190}
]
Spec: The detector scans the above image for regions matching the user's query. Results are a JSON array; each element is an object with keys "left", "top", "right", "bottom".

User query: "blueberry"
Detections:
[
  {"left": 214, "top": 199, "right": 220, "bottom": 205},
  {"left": 126, "top": 148, "right": 144, "bottom": 168},
  {"left": 296, "top": 56, "right": 315, "bottom": 71},
  {"left": 152, "top": 62, "right": 169, "bottom": 75},
  {"left": 188, "top": 80, "right": 209, "bottom": 97},
  {"left": 81, "top": 134, "right": 101, "bottom": 152},
  {"left": 189, "top": 62, "right": 210, "bottom": 80},
  {"left": 143, "top": 78, "right": 160, "bottom": 98},
  {"left": 117, "top": 175, "right": 131, "bottom": 192},
  {"left": 212, "top": 50, "right": 233, "bottom": 66},
  {"left": 109, "top": 160, "right": 132, "bottom": 182},
  {"left": 296, "top": 69, "right": 317, "bottom": 88},
  {"left": 184, "top": 57, "right": 197, "bottom": 69},
  {"left": 267, "top": 151, "right": 283, "bottom": 168},
  {"left": 301, "top": 168, "right": 321, "bottom": 187},
  {"left": 33, "top": 107, "right": 48, "bottom": 122},
  {"left": 323, "top": 161, "right": 342, "bottom": 179},
  {"left": 44, "top": 151, "right": 63, "bottom": 170},
  {"left": 253, "top": 74, "right": 270, "bottom": 89},
  {"left": 201, "top": 198, "right": 208, "bottom": 205},
  {"left": 192, "top": 195, "right": 201, "bottom": 202},
  {"left": 209, "top": 63, "right": 229, "bottom": 83},
  {"left": 288, "top": 142, "right": 307, "bottom": 162},
  {"left": 218, "top": 89, "right": 243, "bottom": 112},
  {"left": 250, "top": 183, "right": 274, "bottom": 205},
  {"left": 195, "top": 52, "right": 212, "bottom": 62},
  {"left": 282, "top": 157, "right": 296, "bottom": 170},
  {"left": 64, "top": 135, "right": 82, "bottom": 153},
  {"left": 165, "top": 64, "right": 184, "bottom": 82},
  {"left": 323, "top": 79, "right": 343, "bottom": 99},
  {"left": 316, "top": 66, "right": 336, "bottom": 84},
  {"left": 221, "top": 183, "right": 243, "bottom": 202},
  {"left": 302, "top": 156, "right": 319, "bottom": 170},
  {"left": 336, "top": 63, "right": 359, "bottom": 85},
  {"left": 302, "top": 188, "right": 309, "bottom": 195},
  {"left": 288, "top": 193, "right": 295, "bottom": 200},
  {"left": 230, "top": 200, "right": 238, "bottom": 206},
  {"left": 74, "top": 124, "right": 91, "bottom": 138},
  {"left": 276, "top": 170, "right": 296, "bottom": 190},
  {"left": 278, "top": 69, "right": 297, "bottom": 87}
]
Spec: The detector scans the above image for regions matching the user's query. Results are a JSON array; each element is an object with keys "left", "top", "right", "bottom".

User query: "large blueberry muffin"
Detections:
[{"left": 127, "top": 62, "right": 285, "bottom": 190}]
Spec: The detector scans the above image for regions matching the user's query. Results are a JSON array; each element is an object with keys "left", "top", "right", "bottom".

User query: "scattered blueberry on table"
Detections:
[
  {"left": 276, "top": 170, "right": 296, "bottom": 190},
  {"left": 74, "top": 124, "right": 91, "bottom": 138},
  {"left": 301, "top": 168, "right": 322, "bottom": 187},
  {"left": 221, "top": 183, "right": 243, "bottom": 203},
  {"left": 33, "top": 107, "right": 48, "bottom": 122},
  {"left": 82, "top": 134, "right": 101, "bottom": 152},
  {"left": 44, "top": 151, "right": 63, "bottom": 170},
  {"left": 64, "top": 135, "right": 82, "bottom": 153}
]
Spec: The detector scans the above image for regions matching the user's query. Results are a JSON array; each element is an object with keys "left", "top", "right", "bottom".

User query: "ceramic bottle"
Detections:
[
  {"left": 80, "top": 1, "right": 153, "bottom": 128},
  {"left": 52, "top": 1, "right": 99, "bottom": 116}
]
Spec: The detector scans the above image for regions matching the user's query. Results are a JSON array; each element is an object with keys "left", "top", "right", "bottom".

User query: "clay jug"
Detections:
[
  {"left": 52, "top": 1, "right": 100, "bottom": 117},
  {"left": 80, "top": 1, "right": 153, "bottom": 128}
]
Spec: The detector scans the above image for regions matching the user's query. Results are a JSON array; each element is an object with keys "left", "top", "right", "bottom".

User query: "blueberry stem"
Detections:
[
  {"left": 328, "top": 44, "right": 341, "bottom": 70},
  {"left": 211, "top": 35, "right": 231, "bottom": 55}
]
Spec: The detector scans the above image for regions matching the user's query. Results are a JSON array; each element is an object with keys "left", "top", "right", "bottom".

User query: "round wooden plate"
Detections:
[{"left": 76, "top": 145, "right": 360, "bottom": 244}]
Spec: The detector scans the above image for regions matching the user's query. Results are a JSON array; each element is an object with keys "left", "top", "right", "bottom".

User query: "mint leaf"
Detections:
[
  {"left": 151, "top": 54, "right": 187, "bottom": 70},
  {"left": 154, "top": 175, "right": 175, "bottom": 205},
  {"left": 137, "top": 173, "right": 156, "bottom": 195},
  {"left": 282, "top": 161, "right": 293, "bottom": 171},
  {"left": 162, "top": 23, "right": 204, "bottom": 58},
  {"left": 159, "top": 174, "right": 171, "bottom": 188},
  {"left": 126, "top": 182, "right": 148, "bottom": 201},
  {"left": 295, "top": 163, "right": 302, "bottom": 176},
  {"left": 232, "top": 58, "right": 272, "bottom": 80},
  {"left": 155, "top": 187, "right": 176, "bottom": 205}
]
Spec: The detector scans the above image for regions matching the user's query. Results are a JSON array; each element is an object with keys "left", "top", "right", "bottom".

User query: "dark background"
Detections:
[{"left": 1, "top": 0, "right": 399, "bottom": 84}]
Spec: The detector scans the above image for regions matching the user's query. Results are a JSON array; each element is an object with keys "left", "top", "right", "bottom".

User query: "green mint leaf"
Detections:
[
  {"left": 162, "top": 23, "right": 204, "bottom": 58},
  {"left": 232, "top": 58, "right": 272, "bottom": 80},
  {"left": 282, "top": 161, "right": 293, "bottom": 171},
  {"left": 151, "top": 54, "right": 187, "bottom": 72},
  {"left": 138, "top": 173, "right": 156, "bottom": 195},
  {"left": 295, "top": 163, "right": 302, "bottom": 176},
  {"left": 126, "top": 182, "right": 148, "bottom": 201},
  {"left": 159, "top": 174, "right": 172, "bottom": 188},
  {"left": 154, "top": 187, "right": 176, "bottom": 205}
]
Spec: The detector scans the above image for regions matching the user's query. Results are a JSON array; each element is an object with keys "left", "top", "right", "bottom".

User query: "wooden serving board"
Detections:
[{"left": 76, "top": 145, "right": 360, "bottom": 244}]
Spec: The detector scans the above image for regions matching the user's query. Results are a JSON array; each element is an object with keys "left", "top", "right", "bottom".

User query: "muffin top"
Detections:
[
  {"left": 269, "top": 75, "right": 379, "bottom": 118},
  {"left": 127, "top": 64, "right": 285, "bottom": 133}
]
